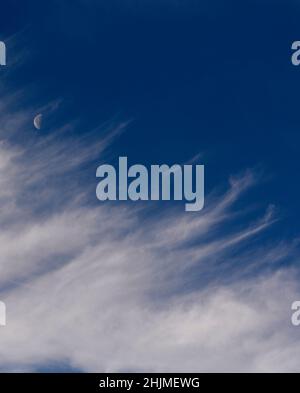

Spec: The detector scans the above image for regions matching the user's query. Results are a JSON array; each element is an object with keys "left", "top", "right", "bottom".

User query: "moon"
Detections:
[{"left": 33, "top": 114, "right": 43, "bottom": 130}]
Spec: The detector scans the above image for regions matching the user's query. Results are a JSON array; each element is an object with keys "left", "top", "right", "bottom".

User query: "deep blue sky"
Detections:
[{"left": 1, "top": 0, "right": 300, "bottom": 243}]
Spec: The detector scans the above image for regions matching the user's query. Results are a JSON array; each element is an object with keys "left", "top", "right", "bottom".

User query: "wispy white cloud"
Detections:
[{"left": 0, "top": 93, "right": 299, "bottom": 372}]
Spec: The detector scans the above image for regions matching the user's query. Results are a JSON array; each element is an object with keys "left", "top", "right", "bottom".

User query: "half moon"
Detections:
[{"left": 34, "top": 114, "right": 43, "bottom": 130}]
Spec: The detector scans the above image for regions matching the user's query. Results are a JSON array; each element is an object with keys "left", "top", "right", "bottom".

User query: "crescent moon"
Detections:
[{"left": 34, "top": 114, "right": 43, "bottom": 130}]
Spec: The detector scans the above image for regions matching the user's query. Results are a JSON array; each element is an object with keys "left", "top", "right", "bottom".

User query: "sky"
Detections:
[{"left": 0, "top": 0, "right": 300, "bottom": 372}]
